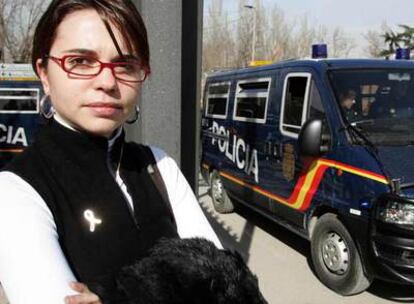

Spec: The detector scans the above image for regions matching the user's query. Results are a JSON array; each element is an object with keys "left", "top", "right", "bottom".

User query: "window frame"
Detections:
[
  {"left": 0, "top": 87, "right": 40, "bottom": 114},
  {"left": 232, "top": 77, "right": 271, "bottom": 124},
  {"left": 280, "top": 72, "right": 312, "bottom": 138},
  {"left": 204, "top": 81, "right": 231, "bottom": 119}
]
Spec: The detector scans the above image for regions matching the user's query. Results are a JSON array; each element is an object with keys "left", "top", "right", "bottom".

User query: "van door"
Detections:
[
  {"left": 201, "top": 80, "right": 233, "bottom": 170},
  {"left": 222, "top": 76, "right": 273, "bottom": 211},
  {"left": 260, "top": 71, "right": 328, "bottom": 227}
]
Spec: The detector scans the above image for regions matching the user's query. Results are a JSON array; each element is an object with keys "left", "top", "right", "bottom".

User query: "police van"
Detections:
[
  {"left": 0, "top": 64, "right": 44, "bottom": 167},
  {"left": 200, "top": 45, "right": 414, "bottom": 295}
]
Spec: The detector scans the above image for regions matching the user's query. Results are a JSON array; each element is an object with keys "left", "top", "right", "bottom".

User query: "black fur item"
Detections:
[{"left": 116, "top": 238, "right": 268, "bottom": 304}]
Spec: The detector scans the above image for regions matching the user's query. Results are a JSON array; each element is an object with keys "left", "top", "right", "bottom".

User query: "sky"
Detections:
[{"left": 203, "top": 0, "right": 414, "bottom": 57}]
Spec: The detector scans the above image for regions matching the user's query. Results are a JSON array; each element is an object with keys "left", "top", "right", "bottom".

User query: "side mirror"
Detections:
[{"left": 298, "top": 119, "right": 323, "bottom": 156}]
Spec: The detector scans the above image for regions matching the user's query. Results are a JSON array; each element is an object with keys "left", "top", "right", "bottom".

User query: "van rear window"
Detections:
[
  {"left": 234, "top": 78, "right": 270, "bottom": 123},
  {"left": 0, "top": 88, "right": 39, "bottom": 113},
  {"left": 205, "top": 82, "right": 230, "bottom": 119}
]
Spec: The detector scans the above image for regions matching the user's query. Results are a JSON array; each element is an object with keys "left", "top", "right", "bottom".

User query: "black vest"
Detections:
[{"left": 5, "top": 120, "right": 178, "bottom": 302}]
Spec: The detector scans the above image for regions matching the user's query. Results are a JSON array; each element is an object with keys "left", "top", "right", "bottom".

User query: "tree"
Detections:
[
  {"left": 399, "top": 24, "right": 414, "bottom": 50},
  {"left": 377, "top": 24, "right": 414, "bottom": 58},
  {"left": 364, "top": 33, "right": 384, "bottom": 58},
  {"left": 0, "top": 0, "right": 49, "bottom": 62},
  {"left": 265, "top": 4, "right": 292, "bottom": 61},
  {"left": 235, "top": 0, "right": 256, "bottom": 67},
  {"left": 202, "top": 1, "right": 355, "bottom": 73},
  {"left": 381, "top": 30, "right": 402, "bottom": 57},
  {"left": 250, "top": 0, "right": 267, "bottom": 61},
  {"left": 203, "top": 0, "right": 237, "bottom": 71},
  {"left": 292, "top": 15, "right": 317, "bottom": 58},
  {"left": 328, "top": 27, "right": 355, "bottom": 57}
]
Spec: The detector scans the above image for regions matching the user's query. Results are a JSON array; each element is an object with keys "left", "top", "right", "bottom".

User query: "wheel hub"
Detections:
[
  {"left": 211, "top": 175, "right": 224, "bottom": 203},
  {"left": 321, "top": 232, "right": 349, "bottom": 275}
]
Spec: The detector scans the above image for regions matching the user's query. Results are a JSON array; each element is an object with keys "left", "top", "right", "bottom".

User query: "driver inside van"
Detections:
[{"left": 339, "top": 89, "right": 359, "bottom": 122}]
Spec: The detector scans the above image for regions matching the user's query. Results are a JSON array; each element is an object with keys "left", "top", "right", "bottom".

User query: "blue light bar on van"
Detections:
[
  {"left": 312, "top": 44, "right": 327, "bottom": 59},
  {"left": 395, "top": 48, "right": 410, "bottom": 60}
]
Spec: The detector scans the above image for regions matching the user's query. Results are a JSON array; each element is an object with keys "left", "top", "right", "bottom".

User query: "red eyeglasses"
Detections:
[{"left": 45, "top": 55, "right": 149, "bottom": 83}]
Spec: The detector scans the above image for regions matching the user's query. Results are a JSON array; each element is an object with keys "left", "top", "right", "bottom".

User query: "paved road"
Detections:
[{"left": 197, "top": 178, "right": 414, "bottom": 304}]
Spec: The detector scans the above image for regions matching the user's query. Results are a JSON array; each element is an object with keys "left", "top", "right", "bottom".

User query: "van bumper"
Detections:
[{"left": 370, "top": 221, "right": 414, "bottom": 284}]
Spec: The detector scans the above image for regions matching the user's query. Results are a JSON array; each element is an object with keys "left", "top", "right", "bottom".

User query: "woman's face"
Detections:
[{"left": 37, "top": 9, "right": 141, "bottom": 137}]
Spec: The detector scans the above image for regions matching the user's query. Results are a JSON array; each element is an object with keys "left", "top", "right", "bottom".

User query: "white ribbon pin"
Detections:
[{"left": 83, "top": 209, "right": 102, "bottom": 232}]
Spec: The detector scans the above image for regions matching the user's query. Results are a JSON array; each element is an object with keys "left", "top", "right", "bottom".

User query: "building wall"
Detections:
[
  {"left": 127, "top": 0, "right": 203, "bottom": 190},
  {"left": 126, "top": 0, "right": 182, "bottom": 163}
]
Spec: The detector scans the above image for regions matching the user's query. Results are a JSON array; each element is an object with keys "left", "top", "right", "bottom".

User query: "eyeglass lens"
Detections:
[{"left": 63, "top": 56, "right": 145, "bottom": 82}]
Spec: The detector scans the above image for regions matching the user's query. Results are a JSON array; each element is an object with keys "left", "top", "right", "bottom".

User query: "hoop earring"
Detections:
[
  {"left": 126, "top": 106, "right": 140, "bottom": 124},
  {"left": 39, "top": 94, "right": 55, "bottom": 119}
]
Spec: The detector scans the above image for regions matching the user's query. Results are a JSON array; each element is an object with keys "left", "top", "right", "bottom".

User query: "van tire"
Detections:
[
  {"left": 310, "top": 213, "right": 372, "bottom": 296},
  {"left": 209, "top": 170, "right": 234, "bottom": 213}
]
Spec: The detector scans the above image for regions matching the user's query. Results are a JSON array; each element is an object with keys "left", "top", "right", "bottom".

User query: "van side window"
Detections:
[
  {"left": 233, "top": 77, "right": 270, "bottom": 123},
  {"left": 308, "top": 81, "right": 331, "bottom": 146},
  {"left": 0, "top": 88, "right": 39, "bottom": 113},
  {"left": 205, "top": 82, "right": 230, "bottom": 119},
  {"left": 308, "top": 81, "right": 325, "bottom": 120},
  {"left": 281, "top": 73, "right": 311, "bottom": 137}
]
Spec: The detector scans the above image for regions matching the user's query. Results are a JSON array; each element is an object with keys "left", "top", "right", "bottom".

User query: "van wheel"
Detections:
[
  {"left": 210, "top": 170, "right": 234, "bottom": 213},
  {"left": 310, "top": 213, "right": 372, "bottom": 296}
]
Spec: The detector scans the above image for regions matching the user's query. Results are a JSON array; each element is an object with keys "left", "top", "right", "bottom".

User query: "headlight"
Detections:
[{"left": 379, "top": 200, "right": 414, "bottom": 228}]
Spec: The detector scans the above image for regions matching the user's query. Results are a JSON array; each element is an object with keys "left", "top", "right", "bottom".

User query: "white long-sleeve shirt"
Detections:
[{"left": 0, "top": 144, "right": 221, "bottom": 304}]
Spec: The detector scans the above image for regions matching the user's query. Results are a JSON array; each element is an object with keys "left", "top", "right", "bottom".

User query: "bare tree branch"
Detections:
[
  {"left": 202, "top": 0, "right": 356, "bottom": 73},
  {"left": 363, "top": 23, "right": 388, "bottom": 58},
  {"left": 0, "top": 0, "right": 50, "bottom": 62}
]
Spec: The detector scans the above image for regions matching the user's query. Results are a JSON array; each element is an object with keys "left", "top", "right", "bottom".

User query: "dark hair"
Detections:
[
  {"left": 32, "top": 0, "right": 150, "bottom": 75},
  {"left": 117, "top": 238, "right": 268, "bottom": 304},
  {"left": 340, "top": 89, "right": 356, "bottom": 100}
]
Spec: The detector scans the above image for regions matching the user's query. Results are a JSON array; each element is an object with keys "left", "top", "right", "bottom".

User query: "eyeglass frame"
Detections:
[{"left": 44, "top": 54, "right": 149, "bottom": 83}]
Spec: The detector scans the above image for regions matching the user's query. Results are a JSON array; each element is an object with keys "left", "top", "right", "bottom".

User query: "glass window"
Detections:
[
  {"left": 308, "top": 81, "right": 330, "bottom": 142},
  {"left": 209, "top": 83, "right": 229, "bottom": 95},
  {"left": 234, "top": 78, "right": 270, "bottom": 123},
  {"left": 329, "top": 69, "right": 414, "bottom": 145},
  {"left": 281, "top": 74, "right": 310, "bottom": 135},
  {"left": 235, "top": 97, "right": 267, "bottom": 119},
  {"left": 0, "top": 89, "right": 39, "bottom": 113},
  {"left": 205, "top": 82, "right": 230, "bottom": 118},
  {"left": 308, "top": 81, "right": 325, "bottom": 120},
  {"left": 207, "top": 97, "right": 227, "bottom": 116}
]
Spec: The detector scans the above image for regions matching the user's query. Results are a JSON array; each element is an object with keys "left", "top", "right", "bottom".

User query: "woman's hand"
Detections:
[{"left": 64, "top": 282, "right": 102, "bottom": 304}]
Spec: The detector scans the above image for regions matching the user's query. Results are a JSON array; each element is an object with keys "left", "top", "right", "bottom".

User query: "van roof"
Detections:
[{"left": 207, "top": 58, "right": 414, "bottom": 78}]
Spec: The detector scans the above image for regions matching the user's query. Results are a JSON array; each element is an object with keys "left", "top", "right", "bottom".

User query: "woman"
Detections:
[{"left": 0, "top": 1, "right": 221, "bottom": 303}]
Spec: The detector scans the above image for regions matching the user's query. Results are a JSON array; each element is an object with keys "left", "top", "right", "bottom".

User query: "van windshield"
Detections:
[{"left": 330, "top": 69, "right": 414, "bottom": 145}]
